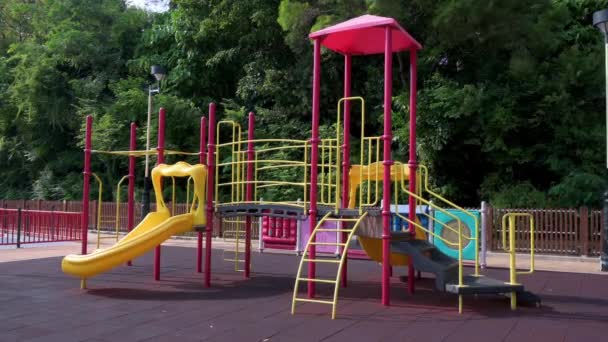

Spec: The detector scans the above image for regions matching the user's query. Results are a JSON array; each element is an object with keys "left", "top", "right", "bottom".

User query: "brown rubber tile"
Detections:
[{"left": 0, "top": 246, "right": 607, "bottom": 342}]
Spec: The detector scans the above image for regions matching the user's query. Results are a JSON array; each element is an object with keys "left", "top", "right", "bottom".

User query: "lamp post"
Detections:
[
  {"left": 593, "top": 9, "right": 608, "bottom": 272},
  {"left": 142, "top": 65, "right": 166, "bottom": 218}
]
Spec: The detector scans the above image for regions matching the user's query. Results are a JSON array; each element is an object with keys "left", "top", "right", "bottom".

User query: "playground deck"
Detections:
[{"left": 1, "top": 244, "right": 607, "bottom": 341}]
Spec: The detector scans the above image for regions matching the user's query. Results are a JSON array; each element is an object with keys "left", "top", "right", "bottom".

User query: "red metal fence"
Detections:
[
  {"left": 0, "top": 208, "right": 81, "bottom": 246},
  {"left": 489, "top": 207, "right": 603, "bottom": 256},
  {"left": 1, "top": 200, "right": 604, "bottom": 256}
]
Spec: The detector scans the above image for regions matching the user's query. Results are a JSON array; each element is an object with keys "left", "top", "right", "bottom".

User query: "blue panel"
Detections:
[
  {"left": 391, "top": 214, "right": 428, "bottom": 231},
  {"left": 386, "top": 205, "right": 429, "bottom": 232},
  {"left": 432, "top": 209, "right": 480, "bottom": 261}
]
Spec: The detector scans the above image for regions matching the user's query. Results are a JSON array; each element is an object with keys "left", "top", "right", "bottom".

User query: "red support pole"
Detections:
[
  {"left": 341, "top": 54, "right": 352, "bottom": 288},
  {"left": 81, "top": 115, "right": 92, "bottom": 255},
  {"left": 200, "top": 117, "right": 208, "bottom": 164},
  {"left": 407, "top": 50, "right": 418, "bottom": 295},
  {"left": 308, "top": 38, "right": 321, "bottom": 298},
  {"left": 127, "top": 122, "right": 137, "bottom": 266},
  {"left": 154, "top": 108, "right": 166, "bottom": 281},
  {"left": 205, "top": 103, "right": 217, "bottom": 287},
  {"left": 197, "top": 116, "right": 207, "bottom": 273},
  {"left": 245, "top": 112, "right": 255, "bottom": 278},
  {"left": 381, "top": 26, "right": 393, "bottom": 306}
]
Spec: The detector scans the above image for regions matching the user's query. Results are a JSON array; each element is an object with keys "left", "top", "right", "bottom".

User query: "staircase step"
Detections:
[{"left": 445, "top": 275, "right": 524, "bottom": 295}]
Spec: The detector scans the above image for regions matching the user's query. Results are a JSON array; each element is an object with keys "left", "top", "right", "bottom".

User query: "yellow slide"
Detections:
[
  {"left": 62, "top": 212, "right": 193, "bottom": 278},
  {"left": 349, "top": 162, "right": 426, "bottom": 266},
  {"left": 62, "top": 162, "right": 207, "bottom": 280}
]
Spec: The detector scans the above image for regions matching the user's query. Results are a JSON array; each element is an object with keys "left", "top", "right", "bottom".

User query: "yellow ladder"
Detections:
[
  {"left": 291, "top": 212, "right": 368, "bottom": 319},
  {"left": 222, "top": 218, "right": 249, "bottom": 272}
]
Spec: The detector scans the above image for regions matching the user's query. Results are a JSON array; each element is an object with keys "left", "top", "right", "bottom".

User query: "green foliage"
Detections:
[
  {"left": 1, "top": 0, "right": 608, "bottom": 209},
  {"left": 489, "top": 183, "right": 548, "bottom": 208}
]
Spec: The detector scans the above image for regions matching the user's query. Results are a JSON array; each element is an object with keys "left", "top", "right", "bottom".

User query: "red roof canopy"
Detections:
[{"left": 309, "top": 15, "right": 422, "bottom": 55}]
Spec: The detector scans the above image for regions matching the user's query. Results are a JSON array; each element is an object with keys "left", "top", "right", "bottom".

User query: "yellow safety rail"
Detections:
[
  {"left": 170, "top": 177, "right": 176, "bottom": 215},
  {"left": 186, "top": 176, "right": 194, "bottom": 208},
  {"left": 318, "top": 138, "right": 340, "bottom": 208},
  {"left": 216, "top": 121, "right": 245, "bottom": 205},
  {"left": 417, "top": 165, "right": 480, "bottom": 276},
  {"left": 214, "top": 120, "right": 310, "bottom": 209},
  {"left": 253, "top": 139, "right": 310, "bottom": 208},
  {"left": 91, "top": 149, "right": 157, "bottom": 156},
  {"left": 360, "top": 137, "right": 382, "bottom": 210},
  {"left": 292, "top": 212, "right": 369, "bottom": 319},
  {"left": 92, "top": 148, "right": 200, "bottom": 157},
  {"left": 501, "top": 213, "right": 535, "bottom": 310},
  {"left": 112, "top": 175, "right": 128, "bottom": 244},
  {"left": 92, "top": 173, "right": 104, "bottom": 249}
]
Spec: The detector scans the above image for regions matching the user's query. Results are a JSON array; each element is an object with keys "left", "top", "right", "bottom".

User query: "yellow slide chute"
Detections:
[
  {"left": 348, "top": 162, "right": 426, "bottom": 266},
  {"left": 62, "top": 162, "right": 207, "bottom": 279}
]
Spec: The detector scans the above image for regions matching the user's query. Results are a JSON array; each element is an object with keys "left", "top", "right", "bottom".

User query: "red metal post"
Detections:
[
  {"left": 81, "top": 115, "right": 92, "bottom": 255},
  {"left": 341, "top": 54, "right": 352, "bottom": 288},
  {"left": 127, "top": 122, "right": 137, "bottom": 266},
  {"left": 381, "top": 26, "right": 393, "bottom": 306},
  {"left": 245, "top": 112, "right": 255, "bottom": 278},
  {"left": 197, "top": 116, "right": 207, "bottom": 273},
  {"left": 205, "top": 103, "right": 217, "bottom": 287},
  {"left": 407, "top": 50, "right": 418, "bottom": 294},
  {"left": 308, "top": 38, "right": 322, "bottom": 298},
  {"left": 154, "top": 107, "right": 166, "bottom": 281}
]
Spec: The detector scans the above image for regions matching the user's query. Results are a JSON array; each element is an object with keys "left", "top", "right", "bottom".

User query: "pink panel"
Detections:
[{"left": 309, "top": 15, "right": 422, "bottom": 55}]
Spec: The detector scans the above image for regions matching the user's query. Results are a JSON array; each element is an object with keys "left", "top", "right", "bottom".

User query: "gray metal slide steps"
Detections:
[{"left": 390, "top": 237, "right": 541, "bottom": 306}]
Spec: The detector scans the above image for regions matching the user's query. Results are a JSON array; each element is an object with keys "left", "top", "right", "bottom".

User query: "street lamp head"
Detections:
[
  {"left": 593, "top": 9, "right": 608, "bottom": 36},
  {"left": 151, "top": 65, "right": 167, "bottom": 81}
]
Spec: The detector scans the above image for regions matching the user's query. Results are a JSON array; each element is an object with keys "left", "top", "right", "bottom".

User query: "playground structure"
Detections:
[{"left": 62, "top": 15, "right": 540, "bottom": 318}]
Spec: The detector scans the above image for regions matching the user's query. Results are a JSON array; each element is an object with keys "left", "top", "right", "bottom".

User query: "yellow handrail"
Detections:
[
  {"left": 114, "top": 175, "right": 128, "bottom": 243},
  {"left": 397, "top": 180, "right": 464, "bottom": 275},
  {"left": 395, "top": 170, "right": 475, "bottom": 313},
  {"left": 417, "top": 164, "right": 480, "bottom": 276},
  {"left": 216, "top": 120, "right": 243, "bottom": 206},
  {"left": 501, "top": 213, "right": 535, "bottom": 276},
  {"left": 501, "top": 212, "right": 534, "bottom": 310},
  {"left": 171, "top": 176, "right": 176, "bottom": 215},
  {"left": 91, "top": 173, "right": 103, "bottom": 249},
  {"left": 186, "top": 176, "right": 194, "bottom": 208},
  {"left": 216, "top": 122, "right": 310, "bottom": 207}
]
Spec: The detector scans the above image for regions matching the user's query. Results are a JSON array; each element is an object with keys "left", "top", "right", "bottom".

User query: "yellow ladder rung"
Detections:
[
  {"left": 316, "top": 229, "right": 353, "bottom": 233},
  {"left": 297, "top": 278, "right": 337, "bottom": 284},
  {"left": 310, "top": 242, "right": 346, "bottom": 246},
  {"left": 326, "top": 218, "right": 360, "bottom": 222},
  {"left": 302, "top": 258, "right": 340, "bottom": 264},
  {"left": 223, "top": 259, "right": 245, "bottom": 262},
  {"left": 294, "top": 298, "right": 334, "bottom": 305}
]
